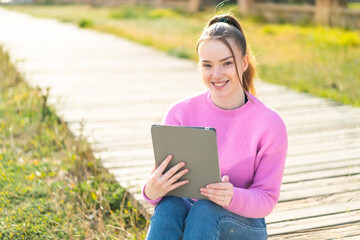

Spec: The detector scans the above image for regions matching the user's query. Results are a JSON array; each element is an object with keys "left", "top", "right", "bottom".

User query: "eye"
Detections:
[
  {"left": 224, "top": 61, "right": 233, "bottom": 66},
  {"left": 202, "top": 64, "right": 212, "bottom": 68}
]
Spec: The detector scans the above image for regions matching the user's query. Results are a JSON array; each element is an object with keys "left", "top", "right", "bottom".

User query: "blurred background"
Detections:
[
  {"left": 1, "top": 0, "right": 359, "bottom": 106},
  {"left": 0, "top": 0, "right": 359, "bottom": 239}
]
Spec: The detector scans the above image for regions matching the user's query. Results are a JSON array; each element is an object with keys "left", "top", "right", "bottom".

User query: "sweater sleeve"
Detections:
[
  {"left": 141, "top": 184, "right": 163, "bottom": 205},
  {"left": 225, "top": 140, "right": 288, "bottom": 218},
  {"left": 226, "top": 111, "right": 288, "bottom": 218},
  {"left": 141, "top": 104, "right": 182, "bottom": 205}
]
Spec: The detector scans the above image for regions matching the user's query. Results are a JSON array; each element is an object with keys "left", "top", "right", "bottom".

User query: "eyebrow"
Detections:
[{"left": 201, "top": 56, "right": 233, "bottom": 63}]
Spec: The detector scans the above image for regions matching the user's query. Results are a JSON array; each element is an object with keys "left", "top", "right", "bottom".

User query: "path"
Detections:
[{"left": 0, "top": 7, "right": 359, "bottom": 239}]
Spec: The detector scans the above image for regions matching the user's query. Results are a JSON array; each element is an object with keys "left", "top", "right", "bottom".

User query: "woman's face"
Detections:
[{"left": 198, "top": 39, "right": 248, "bottom": 103}]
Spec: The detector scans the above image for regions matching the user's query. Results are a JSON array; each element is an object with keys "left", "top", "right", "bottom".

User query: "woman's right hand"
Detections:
[{"left": 144, "top": 154, "right": 189, "bottom": 201}]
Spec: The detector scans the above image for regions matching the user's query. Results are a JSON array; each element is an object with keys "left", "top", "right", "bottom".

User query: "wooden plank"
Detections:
[
  {"left": 281, "top": 174, "right": 360, "bottom": 192},
  {"left": 66, "top": 117, "right": 161, "bottom": 124},
  {"left": 93, "top": 148, "right": 154, "bottom": 160},
  {"left": 102, "top": 160, "right": 153, "bottom": 169},
  {"left": 268, "top": 223, "right": 360, "bottom": 239},
  {"left": 341, "top": 235, "right": 360, "bottom": 240},
  {"left": 279, "top": 181, "right": 360, "bottom": 202},
  {"left": 287, "top": 123, "right": 360, "bottom": 136},
  {"left": 118, "top": 178, "right": 148, "bottom": 189},
  {"left": 285, "top": 117, "right": 360, "bottom": 130},
  {"left": 104, "top": 165, "right": 152, "bottom": 175},
  {"left": 288, "top": 127, "right": 360, "bottom": 143},
  {"left": 67, "top": 118, "right": 155, "bottom": 126},
  {"left": 286, "top": 147, "right": 360, "bottom": 162},
  {"left": 58, "top": 104, "right": 169, "bottom": 116},
  {"left": 282, "top": 166, "right": 360, "bottom": 184},
  {"left": 267, "top": 210, "right": 360, "bottom": 235},
  {"left": 273, "top": 190, "right": 360, "bottom": 212},
  {"left": 270, "top": 99, "right": 339, "bottom": 111},
  {"left": 287, "top": 139, "right": 360, "bottom": 156},
  {"left": 288, "top": 134, "right": 360, "bottom": 151},
  {"left": 266, "top": 201, "right": 360, "bottom": 224},
  {"left": 271, "top": 104, "right": 355, "bottom": 116},
  {"left": 283, "top": 158, "right": 360, "bottom": 175},
  {"left": 53, "top": 90, "right": 194, "bottom": 105}
]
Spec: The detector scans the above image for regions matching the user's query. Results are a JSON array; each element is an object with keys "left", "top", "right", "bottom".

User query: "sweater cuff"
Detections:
[
  {"left": 225, "top": 187, "right": 244, "bottom": 214},
  {"left": 142, "top": 184, "right": 163, "bottom": 205}
]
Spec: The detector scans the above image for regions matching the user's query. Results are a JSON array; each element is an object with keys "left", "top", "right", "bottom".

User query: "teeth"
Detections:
[{"left": 214, "top": 81, "right": 227, "bottom": 87}]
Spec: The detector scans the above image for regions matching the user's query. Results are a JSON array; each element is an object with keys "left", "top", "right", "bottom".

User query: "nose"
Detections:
[{"left": 212, "top": 66, "right": 223, "bottom": 79}]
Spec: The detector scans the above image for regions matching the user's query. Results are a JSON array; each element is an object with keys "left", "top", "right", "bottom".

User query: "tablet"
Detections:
[{"left": 151, "top": 125, "right": 221, "bottom": 199}]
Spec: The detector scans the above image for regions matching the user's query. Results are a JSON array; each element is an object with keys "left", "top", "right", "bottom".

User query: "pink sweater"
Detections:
[{"left": 142, "top": 90, "right": 288, "bottom": 218}]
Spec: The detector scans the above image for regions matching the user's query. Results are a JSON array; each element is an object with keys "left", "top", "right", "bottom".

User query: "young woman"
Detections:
[{"left": 142, "top": 14, "right": 288, "bottom": 239}]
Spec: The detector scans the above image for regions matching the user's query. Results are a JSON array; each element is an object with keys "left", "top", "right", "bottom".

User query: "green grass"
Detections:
[
  {"left": 349, "top": 3, "right": 360, "bottom": 10},
  {"left": 3, "top": 4, "right": 359, "bottom": 107},
  {"left": 0, "top": 46, "right": 147, "bottom": 239}
]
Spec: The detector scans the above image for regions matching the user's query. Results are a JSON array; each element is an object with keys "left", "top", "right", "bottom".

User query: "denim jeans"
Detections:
[{"left": 146, "top": 196, "right": 267, "bottom": 240}]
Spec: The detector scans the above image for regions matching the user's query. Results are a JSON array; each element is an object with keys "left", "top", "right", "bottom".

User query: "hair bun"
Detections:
[
  {"left": 217, "top": 17, "right": 230, "bottom": 24},
  {"left": 208, "top": 14, "right": 244, "bottom": 35}
]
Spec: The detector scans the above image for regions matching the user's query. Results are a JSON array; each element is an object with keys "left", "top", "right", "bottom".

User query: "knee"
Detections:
[
  {"left": 185, "top": 200, "right": 221, "bottom": 224},
  {"left": 152, "top": 196, "right": 191, "bottom": 219},
  {"left": 157, "top": 196, "right": 185, "bottom": 208},
  {"left": 183, "top": 200, "right": 221, "bottom": 239},
  {"left": 190, "top": 199, "right": 221, "bottom": 214},
  {"left": 148, "top": 197, "right": 190, "bottom": 239}
]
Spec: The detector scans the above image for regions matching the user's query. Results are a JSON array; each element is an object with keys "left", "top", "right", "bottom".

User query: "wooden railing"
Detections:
[
  {"left": 238, "top": 0, "right": 360, "bottom": 29},
  {"left": 30, "top": 0, "right": 360, "bottom": 28}
]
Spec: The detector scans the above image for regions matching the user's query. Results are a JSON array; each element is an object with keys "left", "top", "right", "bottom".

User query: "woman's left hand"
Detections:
[{"left": 200, "top": 175, "right": 233, "bottom": 208}]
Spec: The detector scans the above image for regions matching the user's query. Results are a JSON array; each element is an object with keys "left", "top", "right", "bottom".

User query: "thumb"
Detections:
[{"left": 221, "top": 175, "right": 229, "bottom": 183}]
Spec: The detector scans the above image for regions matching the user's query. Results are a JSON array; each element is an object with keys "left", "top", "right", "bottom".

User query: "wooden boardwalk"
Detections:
[{"left": 1, "top": 7, "right": 359, "bottom": 239}]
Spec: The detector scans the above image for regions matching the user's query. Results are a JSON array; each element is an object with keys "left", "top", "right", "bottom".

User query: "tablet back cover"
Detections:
[{"left": 151, "top": 125, "right": 221, "bottom": 199}]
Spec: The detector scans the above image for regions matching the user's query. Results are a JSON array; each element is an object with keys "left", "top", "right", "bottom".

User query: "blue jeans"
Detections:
[{"left": 146, "top": 196, "right": 267, "bottom": 240}]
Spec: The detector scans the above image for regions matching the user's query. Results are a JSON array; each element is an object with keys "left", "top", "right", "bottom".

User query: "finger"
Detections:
[
  {"left": 201, "top": 191, "right": 230, "bottom": 204},
  {"left": 167, "top": 168, "right": 189, "bottom": 185},
  {"left": 201, "top": 191, "right": 227, "bottom": 204},
  {"left": 205, "top": 193, "right": 227, "bottom": 202},
  {"left": 163, "top": 161, "right": 186, "bottom": 180},
  {"left": 221, "top": 175, "right": 229, "bottom": 183},
  {"left": 154, "top": 155, "right": 173, "bottom": 176},
  {"left": 168, "top": 179, "right": 189, "bottom": 192},
  {"left": 205, "top": 183, "right": 232, "bottom": 190},
  {"left": 201, "top": 188, "right": 230, "bottom": 197}
]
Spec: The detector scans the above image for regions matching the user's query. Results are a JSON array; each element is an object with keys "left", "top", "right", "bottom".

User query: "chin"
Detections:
[{"left": 211, "top": 90, "right": 230, "bottom": 99}]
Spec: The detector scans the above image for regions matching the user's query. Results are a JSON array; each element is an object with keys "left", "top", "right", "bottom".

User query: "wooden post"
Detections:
[
  {"left": 337, "top": 0, "right": 347, "bottom": 8},
  {"left": 237, "top": 0, "right": 254, "bottom": 16},
  {"left": 188, "top": 0, "right": 201, "bottom": 12},
  {"left": 130, "top": 0, "right": 138, "bottom": 5},
  {"left": 155, "top": 0, "right": 164, "bottom": 8},
  {"left": 315, "top": 0, "right": 347, "bottom": 25}
]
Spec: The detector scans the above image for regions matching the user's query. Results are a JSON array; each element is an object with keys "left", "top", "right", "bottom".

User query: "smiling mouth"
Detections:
[{"left": 212, "top": 80, "right": 229, "bottom": 88}]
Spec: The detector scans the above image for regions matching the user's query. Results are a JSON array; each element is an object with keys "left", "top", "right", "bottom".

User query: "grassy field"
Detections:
[
  {"left": 0, "top": 46, "right": 147, "bottom": 239},
  {"left": 3, "top": 4, "right": 360, "bottom": 107}
]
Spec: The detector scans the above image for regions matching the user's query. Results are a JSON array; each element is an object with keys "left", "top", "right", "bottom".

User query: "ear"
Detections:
[{"left": 242, "top": 54, "right": 249, "bottom": 72}]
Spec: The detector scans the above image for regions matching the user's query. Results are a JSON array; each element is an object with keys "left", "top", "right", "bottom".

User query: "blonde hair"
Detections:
[{"left": 196, "top": 14, "right": 257, "bottom": 99}]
